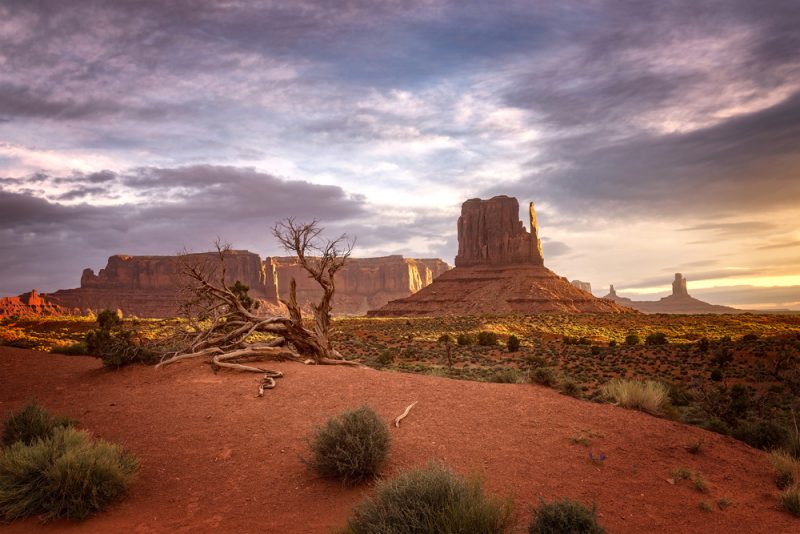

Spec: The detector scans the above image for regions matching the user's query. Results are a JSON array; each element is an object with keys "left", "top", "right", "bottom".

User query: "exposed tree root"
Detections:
[
  {"left": 395, "top": 401, "right": 418, "bottom": 428},
  {"left": 155, "top": 222, "right": 359, "bottom": 393}
]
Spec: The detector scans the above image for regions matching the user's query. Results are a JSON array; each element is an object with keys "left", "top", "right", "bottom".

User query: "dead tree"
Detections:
[{"left": 155, "top": 221, "right": 359, "bottom": 392}]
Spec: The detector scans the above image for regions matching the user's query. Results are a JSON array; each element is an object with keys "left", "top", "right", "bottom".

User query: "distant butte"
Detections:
[
  {"left": 0, "top": 253, "right": 450, "bottom": 318},
  {"left": 369, "top": 195, "right": 632, "bottom": 316},
  {"left": 603, "top": 273, "right": 742, "bottom": 314}
]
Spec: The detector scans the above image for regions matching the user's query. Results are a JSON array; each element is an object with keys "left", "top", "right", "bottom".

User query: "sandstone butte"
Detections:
[
  {"left": 604, "top": 273, "right": 743, "bottom": 314},
  {"left": 369, "top": 195, "right": 631, "bottom": 316},
  {"left": 0, "top": 252, "right": 449, "bottom": 318}
]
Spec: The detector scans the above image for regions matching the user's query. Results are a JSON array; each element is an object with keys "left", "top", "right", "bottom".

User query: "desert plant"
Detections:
[
  {"left": 342, "top": 462, "right": 515, "bottom": 534},
  {"left": 437, "top": 334, "right": 454, "bottom": 344},
  {"left": 477, "top": 331, "right": 498, "bottom": 346},
  {"left": 457, "top": 333, "right": 475, "bottom": 346},
  {"left": 0, "top": 427, "right": 138, "bottom": 522},
  {"left": 780, "top": 485, "right": 800, "bottom": 517},
  {"left": 507, "top": 335, "right": 521, "bottom": 353},
  {"left": 50, "top": 342, "right": 89, "bottom": 356},
  {"left": 645, "top": 332, "right": 668, "bottom": 346},
  {"left": 528, "top": 497, "right": 606, "bottom": 534},
  {"left": 531, "top": 367, "right": 557, "bottom": 387},
  {"left": 733, "top": 420, "right": 788, "bottom": 451},
  {"left": 624, "top": 333, "right": 640, "bottom": 346},
  {"left": 306, "top": 406, "right": 390, "bottom": 485},
  {"left": 769, "top": 450, "right": 800, "bottom": 490},
  {"left": 602, "top": 378, "right": 669, "bottom": 414},
  {"left": 491, "top": 369, "right": 525, "bottom": 384},
  {"left": 2, "top": 402, "right": 76, "bottom": 447}
]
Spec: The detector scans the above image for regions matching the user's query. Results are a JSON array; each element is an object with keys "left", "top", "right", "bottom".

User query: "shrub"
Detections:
[
  {"left": 50, "top": 342, "right": 89, "bottom": 356},
  {"left": 85, "top": 310, "right": 156, "bottom": 368},
  {"left": 697, "top": 337, "right": 710, "bottom": 352},
  {"left": 624, "top": 334, "right": 640, "bottom": 346},
  {"left": 437, "top": 334, "right": 454, "bottom": 344},
  {"left": 0, "top": 427, "right": 138, "bottom": 522},
  {"left": 608, "top": 340, "right": 617, "bottom": 348},
  {"left": 306, "top": 406, "right": 390, "bottom": 485},
  {"left": 733, "top": 420, "right": 788, "bottom": 451},
  {"left": 477, "top": 331, "right": 498, "bottom": 346},
  {"left": 710, "top": 368, "right": 723, "bottom": 382},
  {"left": 780, "top": 485, "right": 800, "bottom": 517},
  {"left": 531, "top": 367, "right": 557, "bottom": 387},
  {"left": 507, "top": 335, "right": 521, "bottom": 353},
  {"left": 376, "top": 350, "right": 395, "bottom": 366},
  {"left": 601, "top": 379, "right": 669, "bottom": 414},
  {"left": 2, "top": 402, "right": 76, "bottom": 447},
  {"left": 342, "top": 462, "right": 514, "bottom": 534},
  {"left": 560, "top": 378, "right": 581, "bottom": 398},
  {"left": 769, "top": 450, "right": 800, "bottom": 490},
  {"left": 491, "top": 369, "right": 525, "bottom": 384},
  {"left": 528, "top": 498, "right": 606, "bottom": 534},
  {"left": 457, "top": 334, "right": 475, "bottom": 346},
  {"left": 741, "top": 333, "right": 759, "bottom": 342},
  {"left": 645, "top": 332, "right": 668, "bottom": 346}
]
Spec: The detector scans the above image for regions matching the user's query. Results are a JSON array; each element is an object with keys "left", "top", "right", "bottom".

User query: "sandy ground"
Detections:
[{"left": 0, "top": 346, "right": 796, "bottom": 533}]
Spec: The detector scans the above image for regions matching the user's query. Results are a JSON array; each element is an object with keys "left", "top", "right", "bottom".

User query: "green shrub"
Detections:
[
  {"left": 697, "top": 337, "right": 710, "bottom": 352},
  {"left": 733, "top": 420, "right": 788, "bottom": 451},
  {"left": 528, "top": 497, "right": 606, "bottom": 534},
  {"left": 780, "top": 485, "right": 800, "bottom": 517},
  {"left": 2, "top": 402, "right": 76, "bottom": 447},
  {"left": 342, "top": 462, "right": 514, "bottom": 534},
  {"left": 507, "top": 335, "right": 521, "bottom": 353},
  {"left": 491, "top": 369, "right": 525, "bottom": 384},
  {"left": 306, "top": 406, "right": 390, "bottom": 485},
  {"left": 437, "top": 334, "right": 454, "bottom": 344},
  {"left": 85, "top": 310, "right": 156, "bottom": 368},
  {"left": 457, "top": 334, "right": 475, "bottom": 346},
  {"left": 560, "top": 379, "right": 581, "bottom": 398},
  {"left": 624, "top": 334, "right": 640, "bottom": 346},
  {"left": 602, "top": 378, "right": 669, "bottom": 414},
  {"left": 645, "top": 332, "right": 668, "bottom": 346},
  {"left": 477, "top": 331, "right": 498, "bottom": 346},
  {"left": 0, "top": 427, "right": 138, "bottom": 522},
  {"left": 50, "top": 342, "right": 89, "bottom": 356},
  {"left": 531, "top": 367, "right": 557, "bottom": 387}
]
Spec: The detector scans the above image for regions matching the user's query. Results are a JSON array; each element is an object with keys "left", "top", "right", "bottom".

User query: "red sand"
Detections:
[{"left": 0, "top": 347, "right": 796, "bottom": 533}]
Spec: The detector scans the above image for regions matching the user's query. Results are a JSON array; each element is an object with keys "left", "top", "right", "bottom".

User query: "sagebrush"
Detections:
[{"left": 342, "top": 462, "right": 515, "bottom": 534}]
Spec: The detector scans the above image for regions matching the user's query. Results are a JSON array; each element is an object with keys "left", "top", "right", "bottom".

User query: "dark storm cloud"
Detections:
[{"left": 0, "top": 167, "right": 368, "bottom": 294}]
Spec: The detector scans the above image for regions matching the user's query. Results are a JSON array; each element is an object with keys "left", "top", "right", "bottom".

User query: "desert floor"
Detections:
[{"left": 0, "top": 346, "right": 796, "bottom": 533}]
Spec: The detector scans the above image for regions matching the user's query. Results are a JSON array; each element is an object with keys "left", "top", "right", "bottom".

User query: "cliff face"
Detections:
[
  {"left": 371, "top": 196, "right": 632, "bottom": 316},
  {"left": 269, "top": 255, "right": 450, "bottom": 315},
  {"left": 1, "top": 252, "right": 448, "bottom": 318},
  {"left": 47, "top": 251, "right": 278, "bottom": 317},
  {"left": 455, "top": 196, "right": 543, "bottom": 267}
]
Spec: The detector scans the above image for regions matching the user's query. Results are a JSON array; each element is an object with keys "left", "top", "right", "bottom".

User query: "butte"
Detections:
[{"left": 369, "top": 195, "right": 631, "bottom": 316}]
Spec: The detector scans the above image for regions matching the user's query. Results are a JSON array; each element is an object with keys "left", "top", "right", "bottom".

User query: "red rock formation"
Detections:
[
  {"left": 570, "top": 280, "right": 592, "bottom": 294},
  {"left": 370, "top": 197, "right": 632, "bottom": 316},
  {"left": 0, "top": 290, "right": 71, "bottom": 317},
  {"left": 603, "top": 275, "right": 741, "bottom": 314},
  {"left": 455, "top": 196, "right": 543, "bottom": 267},
  {"left": 46, "top": 251, "right": 278, "bottom": 318},
  {"left": 269, "top": 255, "right": 450, "bottom": 315},
  {"left": 1, "top": 252, "right": 449, "bottom": 318}
]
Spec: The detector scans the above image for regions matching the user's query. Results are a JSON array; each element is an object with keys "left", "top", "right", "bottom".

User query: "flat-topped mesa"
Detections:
[
  {"left": 672, "top": 273, "right": 689, "bottom": 298},
  {"left": 454, "top": 195, "right": 544, "bottom": 267}
]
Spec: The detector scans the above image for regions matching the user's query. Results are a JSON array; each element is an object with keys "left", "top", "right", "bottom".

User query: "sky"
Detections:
[{"left": 1, "top": 0, "right": 799, "bottom": 310}]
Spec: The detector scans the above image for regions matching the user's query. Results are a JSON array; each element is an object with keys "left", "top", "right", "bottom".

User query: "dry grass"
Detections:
[
  {"left": 769, "top": 450, "right": 800, "bottom": 490},
  {"left": 602, "top": 379, "right": 669, "bottom": 414}
]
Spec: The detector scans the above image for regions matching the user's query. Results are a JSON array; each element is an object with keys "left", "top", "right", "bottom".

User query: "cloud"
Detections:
[{"left": 0, "top": 166, "right": 370, "bottom": 294}]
